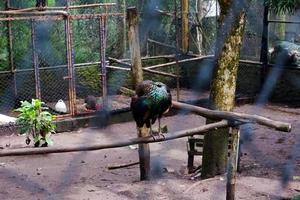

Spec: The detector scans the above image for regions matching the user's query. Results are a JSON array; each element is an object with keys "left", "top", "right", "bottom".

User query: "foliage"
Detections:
[
  {"left": 15, "top": 99, "right": 56, "bottom": 147},
  {"left": 77, "top": 65, "right": 100, "bottom": 90},
  {"left": 293, "top": 195, "right": 300, "bottom": 200},
  {"left": 265, "top": 0, "right": 300, "bottom": 14}
]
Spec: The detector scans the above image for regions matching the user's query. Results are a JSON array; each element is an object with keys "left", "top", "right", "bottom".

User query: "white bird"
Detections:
[
  {"left": 54, "top": 99, "right": 67, "bottom": 113},
  {"left": 0, "top": 114, "right": 16, "bottom": 125}
]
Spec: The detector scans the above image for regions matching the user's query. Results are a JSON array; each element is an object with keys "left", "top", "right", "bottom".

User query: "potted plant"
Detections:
[{"left": 15, "top": 99, "right": 56, "bottom": 147}]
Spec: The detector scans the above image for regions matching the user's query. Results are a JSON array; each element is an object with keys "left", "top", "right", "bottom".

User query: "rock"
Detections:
[
  {"left": 0, "top": 114, "right": 16, "bottom": 125},
  {"left": 129, "top": 145, "right": 138, "bottom": 150}
]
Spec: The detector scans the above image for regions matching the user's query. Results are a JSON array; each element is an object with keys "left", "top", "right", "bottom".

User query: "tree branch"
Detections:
[{"left": 0, "top": 120, "right": 232, "bottom": 157}]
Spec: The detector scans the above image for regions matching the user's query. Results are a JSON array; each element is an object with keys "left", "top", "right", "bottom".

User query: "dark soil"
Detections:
[{"left": 0, "top": 103, "right": 299, "bottom": 200}]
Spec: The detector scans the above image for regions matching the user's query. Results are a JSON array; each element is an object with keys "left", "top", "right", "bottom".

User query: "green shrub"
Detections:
[{"left": 15, "top": 99, "right": 56, "bottom": 147}]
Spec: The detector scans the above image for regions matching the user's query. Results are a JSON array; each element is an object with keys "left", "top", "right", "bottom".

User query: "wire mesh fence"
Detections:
[
  {"left": 0, "top": 2, "right": 299, "bottom": 200},
  {"left": 0, "top": 0, "right": 299, "bottom": 117}
]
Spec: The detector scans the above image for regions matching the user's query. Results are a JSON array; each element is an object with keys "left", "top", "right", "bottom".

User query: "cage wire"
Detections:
[{"left": 0, "top": 0, "right": 299, "bottom": 116}]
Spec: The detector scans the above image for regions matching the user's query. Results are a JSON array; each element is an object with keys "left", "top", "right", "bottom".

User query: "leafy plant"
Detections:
[{"left": 15, "top": 99, "right": 56, "bottom": 147}]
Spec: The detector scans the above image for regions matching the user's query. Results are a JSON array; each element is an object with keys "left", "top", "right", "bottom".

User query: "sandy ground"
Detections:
[{"left": 0, "top": 103, "right": 299, "bottom": 200}]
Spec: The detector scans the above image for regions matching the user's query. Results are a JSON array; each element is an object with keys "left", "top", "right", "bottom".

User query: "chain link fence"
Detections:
[{"left": 0, "top": 0, "right": 299, "bottom": 117}]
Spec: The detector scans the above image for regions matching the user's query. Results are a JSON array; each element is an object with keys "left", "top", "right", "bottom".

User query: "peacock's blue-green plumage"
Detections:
[{"left": 131, "top": 80, "right": 172, "bottom": 129}]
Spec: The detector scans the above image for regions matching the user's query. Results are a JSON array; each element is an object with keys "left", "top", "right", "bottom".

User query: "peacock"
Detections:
[{"left": 130, "top": 80, "right": 172, "bottom": 137}]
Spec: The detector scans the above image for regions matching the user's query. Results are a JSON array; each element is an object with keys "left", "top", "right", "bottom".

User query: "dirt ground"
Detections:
[{"left": 0, "top": 103, "right": 299, "bottom": 200}]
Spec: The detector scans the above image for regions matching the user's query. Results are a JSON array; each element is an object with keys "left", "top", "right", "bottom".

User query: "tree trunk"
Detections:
[{"left": 201, "top": 0, "right": 246, "bottom": 179}]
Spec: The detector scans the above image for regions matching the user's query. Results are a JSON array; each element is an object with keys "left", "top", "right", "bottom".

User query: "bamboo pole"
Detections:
[
  {"left": 99, "top": 16, "right": 108, "bottom": 107},
  {"left": 0, "top": 10, "right": 69, "bottom": 16},
  {"left": 0, "top": 120, "right": 232, "bottom": 157},
  {"left": 181, "top": 0, "right": 189, "bottom": 53},
  {"left": 147, "top": 38, "right": 178, "bottom": 51},
  {"left": 268, "top": 19, "right": 300, "bottom": 24},
  {"left": 108, "top": 57, "right": 179, "bottom": 78},
  {"left": 0, "top": 13, "right": 124, "bottom": 22},
  {"left": 65, "top": 14, "right": 76, "bottom": 116},
  {"left": 145, "top": 55, "right": 214, "bottom": 70},
  {"left": 0, "top": 57, "right": 262, "bottom": 76},
  {"left": 123, "top": 0, "right": 127, "bottom": 57},
  {"left": 31, "top": 20, "right": 41, "bottom": 100},
  {"left": 127, "top": 7, "right": 150, "bottom": 180},
  {"left": 226, "top": 127, "right": 240, "bottom": 200},
  {"left": 107, "top": 65, "right": 130, "bottom": 71},
  {"left": 2, "top": 3, "right": 116, "bottom": 13},
  {"left": 144, "top": 68, "right": 179, "bottom": 78},
  {"left": 0, "top": 63, "right": 131, "bottom": 75},
  {"left": 0, "top": 15, "right": 65, "bottom": 21},
  {"left": 5, "top": 0, "right": 17, "bottom": 96},
  {"left": 172, "top": 101, "right": 292, "bottom": 132}
]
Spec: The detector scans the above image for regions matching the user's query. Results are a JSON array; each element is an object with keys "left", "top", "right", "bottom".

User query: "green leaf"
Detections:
[{"left": 15, "top": 98, "right": 55, "bottom": 147}]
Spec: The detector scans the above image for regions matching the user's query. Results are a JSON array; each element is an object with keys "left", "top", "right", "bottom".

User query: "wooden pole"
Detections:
[
  {"left": 145, "top": 55, "right": 214, "bottom": 70},
  {"left": 0, "top": 10, "right": 69, "bottom": 16},
  {"left": 65, "top": 13, "right": 76, "bottom": 116},
  {"left": 0, "top": 120, "right": 232, "bottom": 157},
  {"left": 259, "top": 5, "right": 269, "bottom": 88},
  {"left": 108, "top": 57, "right": 179, "bottom": 78},
  {"left": 5, "top": 3, "right": 116, "bottom": 12},
  {"left": 123, "top": 0, "right": 127, "bottom": 57},
  {"left": 172, "top": 101, "right": 291, "bottom": 132},
  {"left": 99, "top": 16, "right": 108, "bottom": 107},
  {"left": 127, "top": 7, "right": 143, "bottom": 85},
  {"left": 226, "top": 127, "right": 240, "bottom": 200},
  {"left": 6, "top": 0, "right": 17, "bottom": 96},
  {"left": 127, "top": 7, "right": 150, "bottom": 180},
  {"left": 31, "top": 20, "right": 41, "bottom": 100},
  {"left": 181, "top": 0, "right": 189, "bottom": 54}
]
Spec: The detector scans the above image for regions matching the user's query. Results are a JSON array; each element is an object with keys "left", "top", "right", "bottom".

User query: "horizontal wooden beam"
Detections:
[
  {"left": 108, "top": 57, "right": 179, "bottom": 78},
  {"left": 0, "top": 10, "right": 68, "bottom": 16},
  {"left": 0, "top": 120, "right": 232, "bottom": 157},
  {"left": 5, "top": 3, "right": 116, "bottom": 13},
  {"left": 144, "top": 55, "right": 214, "bottom": 70},
  {"left": 172, "top": 101, "right": 292, "bottom": 132},
  {"left": 120, "top": 55, "right": 175, "bottom": 62}
]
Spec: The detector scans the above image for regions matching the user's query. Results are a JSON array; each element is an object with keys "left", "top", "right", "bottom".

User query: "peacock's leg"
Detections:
[
  {"left": 154, "top": 118, "right": 165, "bottom": 140},
  {"left": 149, "top": 123, "right": 153, "bottom": 135},
  {"left": 158, "top": 118, "right": 161, "bottom": 134}
]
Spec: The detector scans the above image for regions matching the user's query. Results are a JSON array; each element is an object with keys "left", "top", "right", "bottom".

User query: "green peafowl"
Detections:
[{"left": 131, "top": 80, "right": 172, "bottom": 137}]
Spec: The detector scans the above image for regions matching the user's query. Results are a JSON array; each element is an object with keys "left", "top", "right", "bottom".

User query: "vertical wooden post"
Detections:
[
  {"left": 259, "top": 5, "right": 269, "bottom": 88},
  {"left": 127, "top": 7, "right": 150, "bottom": 181},
  {"left": 181, "top": 0, "right": 189, "bottom": 54},
  {"left": 127, "top": 7, "right": 143, "bottom": 86},
  {"left": 226, "top": 127, "right": 240, "bottom": 200},
  {"left": 31, "top": 20, "right": 41, "bottom": 100},
  {"left": 65, "top": 7, "right": 76, "bottom": 116},
  {"left": 6, "top": 0, "right": 17, "bottom": 96},
  {"left": 99, "top": 16, "right": 108, "bottom": 107},
  {"left": 123, "top": 0, "right": 127, "bottom": 57}
]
